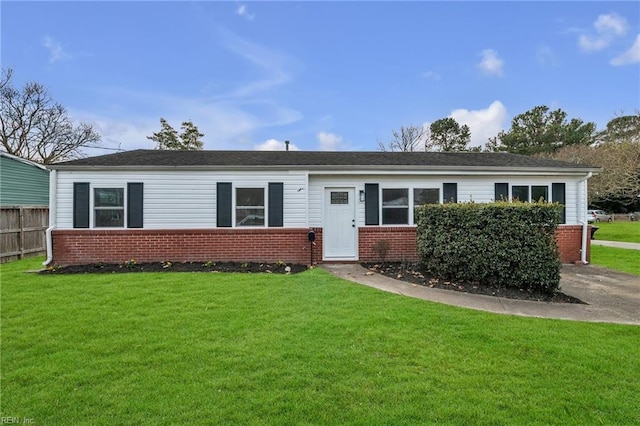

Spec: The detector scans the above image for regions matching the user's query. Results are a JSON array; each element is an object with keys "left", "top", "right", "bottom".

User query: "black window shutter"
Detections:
[
  {"left": 443, "top": 183, "right": 458, "bottom": 203},
  {"left": 217, "top": 182, "right": 232, "bottom": 227},
  {"left": 552, "top": 183, "right": 566, "bottom": 224},
  {"left": 365, "top": 183, "right": 379, "bottom": 225},
  {"left": 495, "top": 183, "right": 509, "bottom": 201},
  {"left": 73, "top": 182, "right": 90, "bottom": 228},
  {"left": 127, "top": 183, "right": 144, "bottom": 228},
  {"left": 268, "top": 182, "right": 283, "bottom": 227}
]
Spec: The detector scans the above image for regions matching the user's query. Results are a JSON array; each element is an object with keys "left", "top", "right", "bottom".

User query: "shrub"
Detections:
[
  {"left": 415, "top": 201, "right": 562, "bottom": 294},
  {"left": 373, "top": 239, "right": 391, "bottom": 264}
]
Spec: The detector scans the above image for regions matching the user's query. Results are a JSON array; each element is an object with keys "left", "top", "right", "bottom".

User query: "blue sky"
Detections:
[{"left": 2, "top": 1, "right": 639, "bottom": 154}]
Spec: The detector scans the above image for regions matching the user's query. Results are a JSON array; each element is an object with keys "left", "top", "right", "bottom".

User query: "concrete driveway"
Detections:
[{"left": 322, "top": 264, "right": 640, "bottom": 325}]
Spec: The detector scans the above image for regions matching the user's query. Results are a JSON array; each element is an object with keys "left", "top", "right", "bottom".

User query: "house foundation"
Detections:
[{"left": 51, "top": 225, "right": 588, "bottom": 266}]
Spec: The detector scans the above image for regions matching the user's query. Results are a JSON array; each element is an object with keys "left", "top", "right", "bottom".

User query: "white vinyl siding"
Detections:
[
  {"left": 310, "top": 175, "right": 449, "bottom": 227},
  {"left": 56, "top": 170, "right": 586, "bottom": 229},
  {"left": 309, "top": 174, "right": 584, "bottom": 226},
  {"left": 55, "top": 170, "right": 307, "bottom": 229}
]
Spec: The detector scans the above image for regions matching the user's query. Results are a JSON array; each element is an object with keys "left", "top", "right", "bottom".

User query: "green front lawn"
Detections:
[
  {"left": 1, "top": 257, "right": 639, "bottom": 424},
  {"left": 590, "top": 245, "right": 640, "bottom": 276},
  {"left": 592, "top": 221, "right": 640, "bottom": 243}
]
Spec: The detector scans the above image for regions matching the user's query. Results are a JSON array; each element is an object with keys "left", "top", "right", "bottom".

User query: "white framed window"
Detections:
[
  {"left": 414, "top": 188, "right": 439, "bottom": 206},
  {"left": 512, "top": 185, "right": 549, "bottom": 203},
  {"left": 94, "top": 188, "right": 125, "bottom": 227},
  {"left": 531, "top": 186, "right": 549, "bottom": 202},
  {"left": 382, "top": 188, "right": 409, "bottom": 225},
  {"left": 236, "top": 187, "right": 265, "bottom": 227},
  {"left": 511, "top": 185, "right": 529, "bottom": 202}
]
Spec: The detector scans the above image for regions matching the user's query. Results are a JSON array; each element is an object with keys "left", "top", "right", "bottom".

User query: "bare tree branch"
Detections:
[
  {"left": 0, "top": 68, "right": 101, "bottom": 164},
  {"left": 378, "top": 124, "right": 428, "bottom": 152}
]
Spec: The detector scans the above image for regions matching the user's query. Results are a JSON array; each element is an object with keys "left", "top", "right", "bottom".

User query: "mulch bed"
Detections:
[
  {"left": 41, "top": 260, "right": 583, "bottom": 304},
  {"left": 363, "top": 262, "right": 586, "bottom": 304},
  {"left": 41, "top": 261, "right": 308, "bottom": 275}
]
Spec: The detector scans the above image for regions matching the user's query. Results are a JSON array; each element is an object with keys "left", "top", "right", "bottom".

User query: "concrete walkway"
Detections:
[
  {"left": 322, "top": 264, "right": 640, "bottom": 325},
  {"left": 591, "top": 240, "right": 640, "bottom": 250}
]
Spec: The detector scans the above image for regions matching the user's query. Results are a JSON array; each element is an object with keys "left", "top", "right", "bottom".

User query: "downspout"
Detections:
[
  {"left": 43, "top": 169, "right": 57, "bottom": 266},
  {"left": 578, "top": 172, "right": 593, "bottom": 265}
]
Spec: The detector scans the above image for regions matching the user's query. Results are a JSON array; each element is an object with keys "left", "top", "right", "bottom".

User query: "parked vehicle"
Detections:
[
  {"left": 587, "top": 209, "right": 613, "bottom": 223},
  {"left": 630, "top": 212, "right": 640, "bottom": 221}
]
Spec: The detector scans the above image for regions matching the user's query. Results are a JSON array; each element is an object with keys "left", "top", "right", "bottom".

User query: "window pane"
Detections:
[
  {"left": 236, "top": 188, "right": 265, "bottom": 226},
  {"left": 95, "top": 188, "right": 124, "bottom": 207},
  {"left": 495, "top": 183, "right": 509, "bottom": 201},
  {"left": 383, "top": 208, "right": 409, "bottom": 225},
  {"left": 382, "top": 189, "right": 408, "bottom": 206},
  {"left": 331, "top": 192, "right": 348, "bottom": 204},
  {"left": 236, "top": 188, "right": 264, "bottom": 207},
  {"left": 382, "top": 189, "right": 409, "bottom": 224},
  {"left": 95, "top": 209, "right": 124, "bottom": 227},
  {"left": 512, "top": 186, "right": 529, "bottom": 202},
  {"left": 236, "top": 208, "right": 265, "bottom": 226},
  {"left": 414, "top": 188, "right": 439, "bottom": 205},
  {"left": 532, "top": 186, "right": 548, "bottom": 202}
]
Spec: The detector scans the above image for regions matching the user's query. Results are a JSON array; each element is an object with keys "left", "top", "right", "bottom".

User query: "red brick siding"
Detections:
[
  {"left": 358, "top": 225, "right": 588, "bottom": 264},
  {"left": 52, "top": 228, "right": 323, "bottom": 266},
  {"left": 52, "top": 224, "right": 587, "bottom": 266},
  {"left": 359, "top": 227, "right": 419, "bottom": 262},
  {"left": 556, "top": 225, "right": 591, "bottom": 264}
]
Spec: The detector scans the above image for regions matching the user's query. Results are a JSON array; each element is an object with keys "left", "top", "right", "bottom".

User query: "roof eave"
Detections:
[
  {"left": 48, "top": 164, "right": 601, "bottom": 174},
  {"left": 0, "top": 151, "right": 50, "bottom": 171}
]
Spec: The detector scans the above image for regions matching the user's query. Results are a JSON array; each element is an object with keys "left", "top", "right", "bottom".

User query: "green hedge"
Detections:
[{"left": 415, "top": 202, "right": 562, "bottom": 294}]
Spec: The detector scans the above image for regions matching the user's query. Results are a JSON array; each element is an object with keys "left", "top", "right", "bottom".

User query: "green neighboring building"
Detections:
[{"left": 1, "top": 152, "right": 50, "bottom": 206}]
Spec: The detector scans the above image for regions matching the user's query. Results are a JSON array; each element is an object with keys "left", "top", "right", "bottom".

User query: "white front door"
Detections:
[{"left": 324, "top": 188, "right": 357, "bottom": 260}]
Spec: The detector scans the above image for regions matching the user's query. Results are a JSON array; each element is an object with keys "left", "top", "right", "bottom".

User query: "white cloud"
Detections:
[
  {"left": 536, "top": 44, "right": 557, "bottom": 66},
  {"left": 578, "top": 34, "right": 610, "bottom": 52},
  {"left": 477, "top": 49, "right": 504, "bottom": 77},
  {"left": 594, "top": 13, "right": 628, "bottom": 36},
  {"left": 69, "top": 84, "right": 302, "bottom": 153},
  {"left": 66, "top": 109, "right": 156, "bottom": 157},
  {"left": 579, "top": 13, "right": 629, "bottom": 52},
  {"left": 216, "top": 28, "right": 294, "bottom": 99},
  {"left": 70, "top": 28, "right": 304, "bottom": 154},
  {"left": 611, "top": 34, "right": 640, "bottom": 65},
  {"left": 422, "top": 71, "right": 441, "bottom": 80},
  {"left": 316, "top": 131, "right": 343, "bottom": 151},
  {"left": 42, "top": 36, "right": 70, "bottom": 63},
  {"left": 254, "top": 139, "right": 300, "bottom": 151},
  {"left": 236, "top": 4, "right": 255, "bottom": 21},
  {"left": 448, "top": 100, "right": 508, "bottom": 148}
]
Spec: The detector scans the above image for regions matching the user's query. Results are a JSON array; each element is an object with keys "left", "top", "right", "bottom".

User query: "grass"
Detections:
[
  {"left": 588, "top": 221, "right": 640, "bottom": 275},
  {"left": 592, "top": 221, "right": 640, "bottom": 243},
  {"left": 590, "top": 245, "right": 640, "bottom": 276},
  {"left": 2, "top": 257, "right": 640, "bottom": 425}
]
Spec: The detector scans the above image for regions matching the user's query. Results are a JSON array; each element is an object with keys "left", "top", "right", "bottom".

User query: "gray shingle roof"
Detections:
[{"left": 50, "top": 149, "right": 597, "bottom": 170}]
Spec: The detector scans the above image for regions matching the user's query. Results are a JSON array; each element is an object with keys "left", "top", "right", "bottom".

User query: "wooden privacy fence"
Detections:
[{"left": 1, "top": 206, "right": 49, "bottom": 263}]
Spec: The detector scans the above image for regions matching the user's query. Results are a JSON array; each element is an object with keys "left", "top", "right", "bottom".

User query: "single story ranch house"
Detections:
[{"left": 44, "top": 149, "right": 598, "bottom": 266}]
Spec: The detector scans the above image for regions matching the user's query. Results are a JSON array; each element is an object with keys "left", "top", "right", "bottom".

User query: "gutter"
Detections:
[
  {"left": 48, "top": 164, "right": 601, "bottom": 175},
  {"left": 578, "top": 172, "right": 593, "bottom": 264},
  {"left": 43, "top": 169, "right": 57, "bottom": 266}
]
